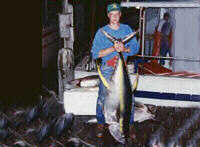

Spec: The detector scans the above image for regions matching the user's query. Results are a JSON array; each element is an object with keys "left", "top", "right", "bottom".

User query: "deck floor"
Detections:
[{"left": 0, "top": 102, "right": 200, "bottom": 146}]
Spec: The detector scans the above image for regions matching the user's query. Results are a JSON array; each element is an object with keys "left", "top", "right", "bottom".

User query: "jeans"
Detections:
[
  {"left": 96, "top": 65, "right": 135, "bottom": 125},
  {"left": 160, "top": 40, "right": 170, "bottom": 65}
]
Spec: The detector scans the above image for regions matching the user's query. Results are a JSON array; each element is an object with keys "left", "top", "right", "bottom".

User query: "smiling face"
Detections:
[{"left": 108, "top": 10, "right": 121, "bottom": 25}]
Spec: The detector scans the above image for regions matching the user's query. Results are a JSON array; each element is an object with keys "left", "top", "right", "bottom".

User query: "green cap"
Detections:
[{"left": 107, "top": 3, "right": 121, "bottom": 13}]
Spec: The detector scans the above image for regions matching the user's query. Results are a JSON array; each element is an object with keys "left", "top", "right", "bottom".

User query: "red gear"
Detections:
[{"left": 106, "top": 56, "right": 118, "bottom": 68}]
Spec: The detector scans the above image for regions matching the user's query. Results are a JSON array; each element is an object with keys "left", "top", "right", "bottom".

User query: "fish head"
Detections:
[
  {"left": 134, "top": 104, "right": 155, "bottom": 123},
  {"left": 110, "top": 52, "right": 129, "bottom": 94},
  {"left": 112, "top": 52, "right": 126, "bottom": 79}
]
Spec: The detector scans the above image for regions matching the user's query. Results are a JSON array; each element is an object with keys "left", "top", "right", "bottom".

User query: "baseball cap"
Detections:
[{"left": 107, "top": 3, "right": 121, "bottom": 14}]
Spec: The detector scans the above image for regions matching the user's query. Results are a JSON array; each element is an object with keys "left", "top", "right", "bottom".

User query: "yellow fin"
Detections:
[
  {"left": 97, "top": 64, "right": 110, "bottom": 89},
  {"left": 132, "top": 72, "right": 139, "bottom": 92},
  {"left": 119, "top": 118, "right": 123, "bottom": 133}
]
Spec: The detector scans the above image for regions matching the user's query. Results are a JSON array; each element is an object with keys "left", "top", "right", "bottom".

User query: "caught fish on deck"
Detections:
[
  {"left": 12, "top": 110, "right": 26, "bottom": 128},
  {"left": 0, "top": 128, "right": 9, "bottom": 140},
  {"left": 66, "top": 137, "right": 96, "bottom": 147},
  {"left": 53, "top": 113, "right": 74, "bottom": 137},
  {"left": 37, "top": 123, "right": 51, "bottom": 143},
  {"left": 69, "top": 75, "right": 99, "bottom": 88},
  {"left": 13, "top": 140, "right": 33, "bottom": 147},
  {"left": 134, "top": 102, "right": 155, "bottom": 123},
  {"left": 25, "top": 128, "right": 36, "bottom": 135},
  {"left": 0, "top": 116, "right": 8, "bottom": 129},
  {"left": 25, "top": 106, "right": 40, "bottom": 123},
  {"left": 36, "top": 118, "right": 56, "bottom": 142}
]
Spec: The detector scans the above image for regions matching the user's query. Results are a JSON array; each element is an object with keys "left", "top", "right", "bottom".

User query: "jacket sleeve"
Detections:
[{"left": 91, "top": 29, "right": 104, "bottom": 59}]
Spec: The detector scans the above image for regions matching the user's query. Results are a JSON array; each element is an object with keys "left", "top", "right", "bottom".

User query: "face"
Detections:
[
  {"left": 108, "top": 10, "right": 121, "bottom": 24},
  {"left": 164, "top": 16, "right": 169, "bottom": 21}
]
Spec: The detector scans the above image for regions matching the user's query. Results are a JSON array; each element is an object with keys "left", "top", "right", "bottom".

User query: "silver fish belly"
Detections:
[{"left": 104, "top": 52, "right": 133, "bottom": 144}]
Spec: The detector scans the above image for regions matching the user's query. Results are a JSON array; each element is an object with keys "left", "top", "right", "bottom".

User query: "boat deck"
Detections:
[{"left": 1, "top": 103, "right": 200, "bottom": 146}]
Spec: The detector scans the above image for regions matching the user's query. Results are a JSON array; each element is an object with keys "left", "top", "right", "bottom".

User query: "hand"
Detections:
[{"left": 114, "top": 41, "right": 125, "bottom": 52}]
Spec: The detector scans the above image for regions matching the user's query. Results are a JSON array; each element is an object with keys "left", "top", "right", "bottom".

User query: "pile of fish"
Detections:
[
  {"left": 1, "top": 97, "right": 200, "bottom": 146},
  {"left": 0, "top": 89, "right": 87, "bottom": 147},
  {"left": 0, "top": 84, "right": 199, "bottom": 146},
  {"left": 147, "top": 107, "right": 200, "bottom": 147},
  {"left": 67, "top": 106, "right": 200, "bottom": 147}
]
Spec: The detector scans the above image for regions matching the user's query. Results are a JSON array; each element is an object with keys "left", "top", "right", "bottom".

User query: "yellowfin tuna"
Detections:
[{"left": 100, "top": 52, "right": 134, "bottom": 144}]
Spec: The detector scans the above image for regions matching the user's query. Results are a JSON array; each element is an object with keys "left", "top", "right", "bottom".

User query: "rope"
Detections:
[{"left": 135, "top": 55, "right": 200, "bottom": 62}]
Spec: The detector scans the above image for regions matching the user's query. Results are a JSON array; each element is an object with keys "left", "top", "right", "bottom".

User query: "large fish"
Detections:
[
  {"left": 101, "top": 52, "right": 136, "bottom": 144},
  {"left": 69, "top": 75, "right": 99, "bottom": 88}
]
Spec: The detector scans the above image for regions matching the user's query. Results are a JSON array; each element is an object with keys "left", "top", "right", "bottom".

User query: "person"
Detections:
[
  {"left": 157, "top": 12, "right": 173, "bottom": 65},
  {"left": 91, "top": 3, "right": 139, "bottom": 139}
]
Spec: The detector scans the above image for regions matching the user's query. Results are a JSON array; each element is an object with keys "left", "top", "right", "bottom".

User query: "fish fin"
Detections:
[
  {"left": 119, "top": 118, "right": 123, "bottom": 133},
  {"left": 136, "top": 102, "right": 149, "bottom": 112},
  {"left": 97, "top": 64, "right": 110, "bottom": 89},
  {"left": 142, "top": 104, "right": 148, "bottom": 111},
  {"left": 132, "top": 73, "right": 139, "bottom": 93}
]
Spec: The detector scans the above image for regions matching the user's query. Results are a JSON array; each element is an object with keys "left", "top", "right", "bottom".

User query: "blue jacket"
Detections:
[{"left": 91, "top": 24, "right": 139, "bottom": 65}]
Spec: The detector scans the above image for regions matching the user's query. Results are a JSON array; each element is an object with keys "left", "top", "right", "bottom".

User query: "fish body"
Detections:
[
  {"left": 36, "top": 118, "right": 57, "bottom": 142},
  {"left": 66, "top": 138, "right": 95, "bottom": 147},
  {"left": 103, "top": 52, "right": 133, "bottom": 144},
  {"left": 69, "top": 75, "right": 99, "bottom": 88},
  {"left": 40, "top": 94, "right": 64, "bottom": 118},
  {"left": 13, "top": 112, "right": 25, "bottom": 128},
  {"left": 13, "top": 140, "right": 32, "bottom": 147},
  {"left": 53, "top": 113, "right": 74, "bottom": 137},
  {"left": 0, "top": 116, "right": 8, "bottom": 129},
  {"left": 0, "top": 128, "right": 9, "bottom": 140},
  {"left": 26, "top": 106, "right": 40, "bottom": 123},
  {"left": 42, "top": 101, "right": 50, "bottom": 118},
  {"left": 37, "top": 124, "right": 51, "bottom": 142},
  {"left": 134, "top": 102, "right": 155, "bottom": 122}
]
